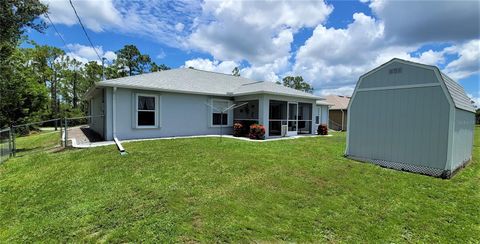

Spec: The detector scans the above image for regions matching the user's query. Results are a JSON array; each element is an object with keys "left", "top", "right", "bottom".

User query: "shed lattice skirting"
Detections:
[{"left": 346, "top": 155, "right": 449, "bottom": 178}]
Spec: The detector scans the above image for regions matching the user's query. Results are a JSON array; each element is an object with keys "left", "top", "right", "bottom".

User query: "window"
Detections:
[
  {"left": 211, "top": 99, "right": 231, "bottom": 126},
  {"left": 136, "top": 94, "right": 157, "bottom": 127}
]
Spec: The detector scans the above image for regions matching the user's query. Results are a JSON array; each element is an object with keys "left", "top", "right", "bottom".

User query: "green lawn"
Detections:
[{"left": 0, "top": 128, "right": 479, "bottom": 242}]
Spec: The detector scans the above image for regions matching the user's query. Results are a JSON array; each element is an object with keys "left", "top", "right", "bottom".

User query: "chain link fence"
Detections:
[
  {"left": 0, "top": 128, "right": 13, "bottom": 163},
  {"left": 0, "top": 115, "right": 104, "bottom": 162}
]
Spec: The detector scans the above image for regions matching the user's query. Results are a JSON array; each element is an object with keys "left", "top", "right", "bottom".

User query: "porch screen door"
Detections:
[{"left": 287, "top": 102, "right": 298, "bottom": 136}]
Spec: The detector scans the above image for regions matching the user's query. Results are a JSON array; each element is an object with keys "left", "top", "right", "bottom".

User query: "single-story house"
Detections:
[
  {"left": 324, "top": 95, "right": 350, "bottom": 131},
  {"left": 346, "top": 58, "right": 476, "bottom": 178},
  {"left": 85, "top": 68, "right": 329, "bottom": 140}
]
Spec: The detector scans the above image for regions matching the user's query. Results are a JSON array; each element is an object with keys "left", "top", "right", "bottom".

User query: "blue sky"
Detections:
[{"left": 30, "top": 0, "right": 479, "bottom": 105}]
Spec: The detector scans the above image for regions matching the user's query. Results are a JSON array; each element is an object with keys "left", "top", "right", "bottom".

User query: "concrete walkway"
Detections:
[{"left": 66, "top": 129, "right": 333, "bottom": 149}]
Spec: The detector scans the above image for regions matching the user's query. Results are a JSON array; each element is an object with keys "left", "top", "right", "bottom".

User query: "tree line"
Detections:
[
  {"left": 0, "top": 0, "right": 317, "bottom": 129},
  {"left": 0, "top": 0, "right": 169, "bottom": 128}
]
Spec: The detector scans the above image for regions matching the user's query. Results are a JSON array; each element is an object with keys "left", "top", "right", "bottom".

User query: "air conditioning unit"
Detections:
[{"left": 281, "top": 125, "right": 288, "bottom": 137}]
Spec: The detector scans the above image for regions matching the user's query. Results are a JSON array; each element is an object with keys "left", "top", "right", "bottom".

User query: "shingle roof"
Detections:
[
  {"left": 440, "top": 72, "right": 476, "bottom": 113},
  {"left": 92, "top": 68, "right": 320, "bottom": 99},
  {"left": 324, "top": 95, "right": 350, "bottom": 110}
]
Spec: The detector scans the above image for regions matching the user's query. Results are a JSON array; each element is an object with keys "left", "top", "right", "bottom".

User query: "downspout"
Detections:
[
  {"left": 112, "top": 87, "right": 117, "bottom": 138},
  {"left": 112, "top": 87, "right": 126, "bottom": 155}
]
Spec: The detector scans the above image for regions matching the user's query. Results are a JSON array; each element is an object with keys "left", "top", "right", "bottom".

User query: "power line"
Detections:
[
  {"left": 44, "top": 12, "right": 73, "bottom": 54},
  {"left": 68, "top": 0, "right": 102, "bottom": 61}
]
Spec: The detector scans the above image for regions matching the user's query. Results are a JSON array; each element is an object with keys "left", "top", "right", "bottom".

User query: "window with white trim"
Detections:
[
  {"left": 136, "top": 94, "right": 157, "bottom": 127},
  {"left": 211, "top": 99, "right": 230, "bottom": 126}
]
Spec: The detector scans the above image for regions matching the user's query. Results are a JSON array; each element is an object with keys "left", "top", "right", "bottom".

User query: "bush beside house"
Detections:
[{"left": 249, "top": 124, "right": 266, "bottom": 140}]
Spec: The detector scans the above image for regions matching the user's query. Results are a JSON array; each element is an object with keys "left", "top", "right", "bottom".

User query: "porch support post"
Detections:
[{"left": 259, "top": 95, "right": 269, "bottom": 137}]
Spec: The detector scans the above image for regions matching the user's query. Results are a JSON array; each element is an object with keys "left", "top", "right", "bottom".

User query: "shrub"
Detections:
[
  {"left": 233, "top": 122, "right": 243, "bottom": 137},
  {"left": 317, "top": 124, "right": 328, "bottom": 135},
  {"left": 249, "top": 124, "right": 266, "bottom": 140}
]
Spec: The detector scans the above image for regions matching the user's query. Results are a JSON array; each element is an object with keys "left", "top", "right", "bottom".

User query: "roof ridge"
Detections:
[{"left": 182, "top": 67, "right": 244, "bottom": 78}]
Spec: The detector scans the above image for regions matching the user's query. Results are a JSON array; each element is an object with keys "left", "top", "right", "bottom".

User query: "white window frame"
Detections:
[
  {"left": 135, "top": 93, "right": 159, "bottom": 129},
  {"left": 210, "top": 99, "right": 233, "bottom": 127}
]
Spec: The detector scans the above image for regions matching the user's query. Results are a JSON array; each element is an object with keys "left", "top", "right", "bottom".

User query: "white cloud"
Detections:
[
  {"left": 175, "top": 23, "right": 185, "bottom": 32},
  {"left": 317, "top": 85, "right": 355, "bottom": 97},
  {"left": 65, "top": 43, "right": 116, "bottom": 64},
  {"left": 293, "top": 10, "right": 479, "bottom": 95},
  {"left": 42, "top": 0, "right": 122, "bottom": 32},
  {"left": 43, "top": 0, "right": 202, "bottom": 46},
  {"left": 183, "top": 58, "right": 239, "bottom": 75},
  {"left": 156, "top": 50, "right": 166, "bottom": 60},
  {"left": 187, "top": 0, "right": 332, "bottom": 65},
  {"left": 467, "top": 94, "right": 479, "bottom": 108},
  {"left": 442, "top": 40, "right": 480, "bottom": 80},
  {"left": 293, "top": 12, "right": 390, "bottom": 88},
  {"left": 103, "top": 51, "right": 117, "bottom": 62}
]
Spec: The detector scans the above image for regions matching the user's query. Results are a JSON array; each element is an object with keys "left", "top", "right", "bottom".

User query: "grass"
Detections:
[{"left": 0, "top": 128, "right": 479, "bottom": 242}]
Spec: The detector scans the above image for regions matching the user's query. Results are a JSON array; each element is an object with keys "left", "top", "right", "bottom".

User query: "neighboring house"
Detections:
[
  {"left": 85, "top": 68, "right": 329, "bottom": 140},
  {"left": 324, "top": 95, "right": 350, "bottom": 131},
  {"left": 346, "top": 58, "right": 476, "bottom": 178}
]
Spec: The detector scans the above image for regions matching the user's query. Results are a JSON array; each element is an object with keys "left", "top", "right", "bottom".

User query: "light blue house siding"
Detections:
[
  {"left": 101, "top": 87, "right": 233, "bottom": 140},
  {"left": 91, "top": 88, "right": 321, "bottom": 140},
  {"left": 450, "top": 109, "right": 475, "bottom": 171},
  {"left": 346, "top": 58, "right": 475, "bottom": 178}
]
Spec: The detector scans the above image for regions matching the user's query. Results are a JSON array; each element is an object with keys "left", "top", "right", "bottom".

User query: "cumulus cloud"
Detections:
[
  {"left": 187, "top": 0, "right": 332, "bottom": 65},
  {"left": 65, "top": 43, "right": 116, "bottom": 64},
  {"left": 293, "top": 10, "right": 479, "bottom": 95},
  {"left": 442, "top": 40, "right": 480, "bottom": 80},
  {"left": 183, "top": 58, "right": 239, "bottom": 75},
  {"left": 368, "top": 0, "right": 480, "bottom": 44},
  {"left": 42, "top": 0, "right": 122, "bottom": 32}
]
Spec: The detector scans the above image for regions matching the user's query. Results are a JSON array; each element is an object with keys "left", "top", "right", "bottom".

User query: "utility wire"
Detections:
[
  {"left": 68, "top": 0, "right": 102, "bottom": 61},
  {"left": 44, "top": 12, "right": 73, "bottom": 54}
]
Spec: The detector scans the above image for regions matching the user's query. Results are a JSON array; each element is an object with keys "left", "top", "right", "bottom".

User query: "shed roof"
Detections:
[
  {"left": 440, "top": 73, "right": 476, "bottom": 113},
  {"left": 324, "top": 95, "right": 350, "bottom": 110},
  {"left": 87, "top": 68, "right": 320, "bottom": 100}
]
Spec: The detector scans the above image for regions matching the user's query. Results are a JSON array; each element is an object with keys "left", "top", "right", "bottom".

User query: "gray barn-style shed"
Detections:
[{"left": 346, "top": 58, "right": 475, "bottom": 178}]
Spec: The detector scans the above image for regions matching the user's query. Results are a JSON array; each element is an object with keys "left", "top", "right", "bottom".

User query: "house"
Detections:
[
  {"left": 85, "top": 68, "right": 329, "bottom": 140},
  {"left": 346, "top": 58, "right": 476, "bottom": 178},
  {"left": 324, "top": 95, "right": 350, "bottom": 131}
]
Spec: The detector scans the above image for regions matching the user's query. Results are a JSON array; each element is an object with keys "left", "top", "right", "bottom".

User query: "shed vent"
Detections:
[{"left": 389, "top": 67, "right": 402, "bottom": 74}]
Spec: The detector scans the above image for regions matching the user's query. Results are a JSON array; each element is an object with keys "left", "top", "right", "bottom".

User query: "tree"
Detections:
[
  {"left": 84, "top": 61, "right": 103, "bottom": 86},
  {"left": 232, "top": 67, "right": 240, "bottom": 76},
  {"left": 0, "top": 0, "right": 48, "bottom": 60},
  {"left": 0, "top": 48, "right": 48, "bottom": 127},
  {"left": 150, "top": 62, "right": 171, "bottom": 72},
  {"left": 280, "top": 76, "right": 314, "bottom": 93},
  {"left": 0, "top": 0, "right": 48, "bottom": 127},
  {"left": 114, "top": 45, "right": 152, "bottom": 76}
]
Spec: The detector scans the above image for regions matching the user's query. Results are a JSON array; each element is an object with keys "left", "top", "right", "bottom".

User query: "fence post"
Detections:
[
  {"left": 59, "top": 119, "right": 63, "bottom": 147},
  {"left": 11, "top": 126, "right": 16, "bottom": 157},
  {"left": 64, "top": 118, "right": 68, "bottom": 147},
  {"left": 8, "top": 127, "right": 12, "bottom": 157}
]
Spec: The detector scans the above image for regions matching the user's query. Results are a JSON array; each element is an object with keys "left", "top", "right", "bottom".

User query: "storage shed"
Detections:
[{"left": 345, "top": 58, "right": 476, "bottom": 178}]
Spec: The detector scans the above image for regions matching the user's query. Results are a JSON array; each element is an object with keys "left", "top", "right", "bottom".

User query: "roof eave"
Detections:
[{"left": 233, "top": 90, "right": 321, "bottom": 100}]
